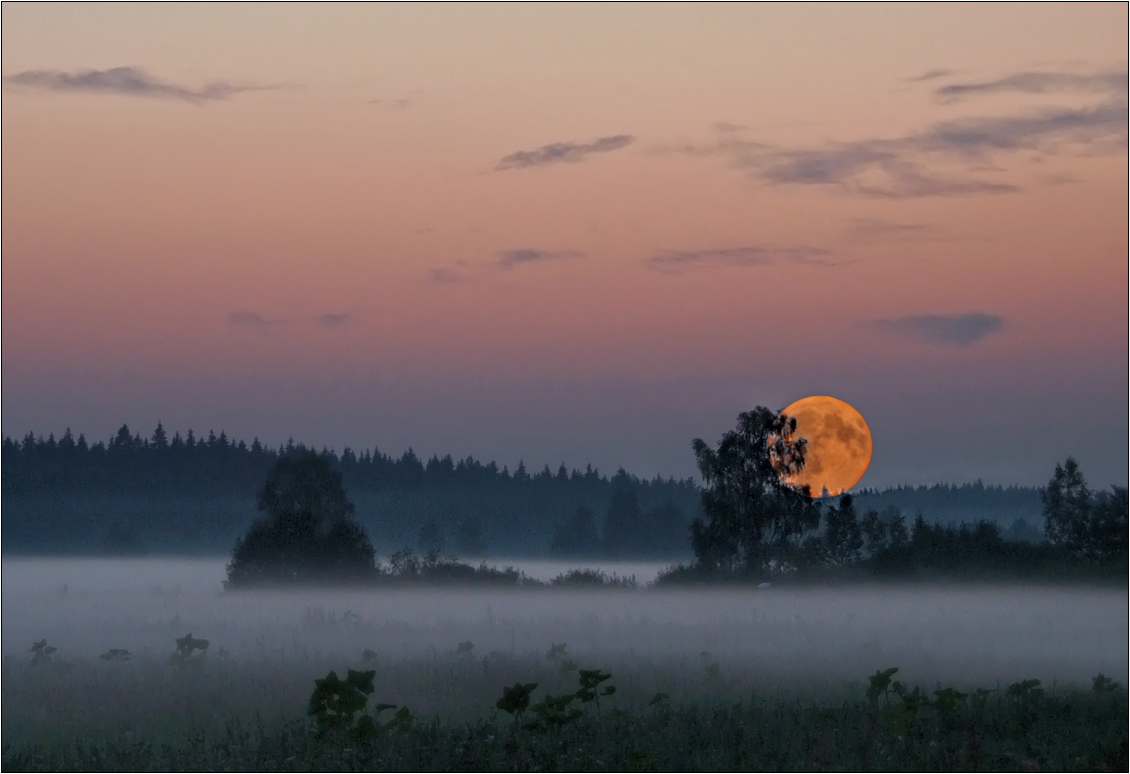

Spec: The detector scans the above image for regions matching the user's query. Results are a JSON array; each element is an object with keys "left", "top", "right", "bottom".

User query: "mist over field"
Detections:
[{"left": 4, "top": 558, "right": 1125, "bottom": 690}]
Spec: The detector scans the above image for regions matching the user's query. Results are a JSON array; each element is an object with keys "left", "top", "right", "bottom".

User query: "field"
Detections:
[{"left": 2, "top": 559, "right": 1127, "bottom": 771}]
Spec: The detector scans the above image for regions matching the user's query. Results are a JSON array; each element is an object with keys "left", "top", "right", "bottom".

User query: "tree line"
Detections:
[
  {"left": 1, "top": 424, "right": 701, "bottom": 558},
  {"left": 0, "top": 424, "right": 698, "bottom": 497},
  {"left": 221, "top": 407, "right": 1127, "bottom": 587},
  {"left": 671, "top": 408, "right": 1127, "bottom": 583},
  {"left": 4, "top": 418, "right": 1120, "bottom": 570}
]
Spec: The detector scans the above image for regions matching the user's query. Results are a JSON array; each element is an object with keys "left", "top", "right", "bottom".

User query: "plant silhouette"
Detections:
[
  {"left": 495, "top": 682, "right": 538, "bottom": 727},
  {"left": 306, "top": 667, "right": 413, "bottom": 765},
  {"left": 225, "top": 450, "right": 376, "bottom": 587},
  {"left": 30, "top": 639, "right": 56, "bottom": 666},
  {"left": 576, "top": 668, "right": 616, "bottom": 711},
  {"left": 168, "top": 634, "right": 209, "bottom": 667}
]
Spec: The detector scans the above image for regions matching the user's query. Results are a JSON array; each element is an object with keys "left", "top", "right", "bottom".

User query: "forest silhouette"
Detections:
[{"left": 3, "top": 420, "right": 1124, "bottom": 582}]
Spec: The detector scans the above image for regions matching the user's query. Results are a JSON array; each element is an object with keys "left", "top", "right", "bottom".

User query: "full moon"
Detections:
[{"left": 777, "top": 395, "right": 872, "bottom": 498}]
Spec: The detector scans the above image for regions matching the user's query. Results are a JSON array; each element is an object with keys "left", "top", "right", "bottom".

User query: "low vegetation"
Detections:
[{"left": 3, "top": 636, "right": 1126, "bottom": 772}]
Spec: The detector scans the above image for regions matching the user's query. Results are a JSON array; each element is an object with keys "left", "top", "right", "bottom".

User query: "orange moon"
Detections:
[{"left": 778, "top": 395, "right": 872, "bottom": 498}]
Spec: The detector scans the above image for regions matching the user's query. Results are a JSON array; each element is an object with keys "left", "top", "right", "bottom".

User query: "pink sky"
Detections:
[{"left": 3, "top": 4, "right": 1127, "bottom": 488}]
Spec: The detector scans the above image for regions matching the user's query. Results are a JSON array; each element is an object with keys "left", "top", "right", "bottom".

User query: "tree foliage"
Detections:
[
  {"left": 1042, "top": 457, "right": 1128, "bottom": 561},
  {"left": 823, "top": 494, "right": 864, "bottom": 566},
  {"left": 603, "top": 488, "right": 644, "bottom": 556},
  {"left": 417, "top": 518, "right": 445, "bottom": 558},
  {"left": 454, "top": 516, "right": 487, "bottom": 557},
  {"left": 225, "top": 450, "right": 376, "bottom": 587},
  {"left": 550, "top": 506, "right": 601, "bottom": 557},
  {"left": 689, "top": 407, "right": 821, "bottom": 574},
  {"left": 2, "top": 424, "right": 701, "bottom": 558}
]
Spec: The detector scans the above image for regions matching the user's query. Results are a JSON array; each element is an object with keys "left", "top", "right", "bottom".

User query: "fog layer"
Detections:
[{"left": 4, "top": 558, "right": 1125, "bottom": 689}]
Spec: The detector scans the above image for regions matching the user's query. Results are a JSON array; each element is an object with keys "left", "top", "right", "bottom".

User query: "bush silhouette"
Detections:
[{"left": 225, "top": 450, "right": 376, "bottom": 588}]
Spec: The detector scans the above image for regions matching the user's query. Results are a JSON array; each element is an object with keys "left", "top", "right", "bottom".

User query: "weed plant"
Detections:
[
  {"left": 3, "top": 670, "right": 1125, "bottom": 772},
  {"left": 4, "top": 582, "right": 1127, "bottom": 771},
  {"left": 3, "top": 632, "right": 1127, "bottom": 772}
]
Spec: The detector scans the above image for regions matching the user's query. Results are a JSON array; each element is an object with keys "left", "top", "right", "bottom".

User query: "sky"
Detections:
[{"left": 2, "top": 3, "right": 1127, "bottom": 490}]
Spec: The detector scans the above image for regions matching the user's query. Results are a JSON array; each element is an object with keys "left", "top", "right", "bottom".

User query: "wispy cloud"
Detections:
[
  {"left": 846, "top": 218, "right": 988, "bottom": 245},
  {"left": 849, "top": 218, "right": 932, "bottom": 238},
  {"left": 496, "top": 135, "right": 634, "bottom": 170},
  {"left": 227, "top": 311, "right": 275, "bottom": 327},
  {"left": 427, "top": 249, "right": 583, "bottom": 283},
  {"left": 690, "top": 101, "right": 1125, "bottom": 198},
  {"left": 935, "top": 69, "right": 1128, "bottom": 101},
  {"left": 647, "top": 245, "right": 833, "bottom": 274},
  {"left": 317, "top": 312, "right": 352, "bottom": 328},
  {"left": 427, "top": 267, "right": 467, "bottom": 285},
  {"left": 711, "top": 121, "right": 750, "bottom": 133},
  {"left": 496, "top": 248, "right": 584, "bottom": 269},
  {"left": 2, "top": 66, "right": 282, "bottom": 103},
  {"left": 367, "top": 89, "right": 422, "bottom": 109},
  {"left": 906, "top": 68, "right": 956, "bottom": 82},
  {"left": 758, "top": 146, "right": 1020, "bottom": 198},
  {"left": 874, "top": 312, "right": 1004, "bottom": 345},
  {"left": 678, "top": 67, "right": 1127, "bottom": 198},
  {"left": 847, "top": 218, "right": 940, "bottom": 242},
  {"left": 921, "top": 102, "right": 1128, "bottom": 155}
]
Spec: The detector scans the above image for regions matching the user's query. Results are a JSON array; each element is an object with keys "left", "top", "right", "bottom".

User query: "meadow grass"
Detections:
[
  {"left": 3, "top": 578, "right": 1125, "bottom": 771},
  {"left": 3, "top": 643, "right": 1126, "bottom": 772}
]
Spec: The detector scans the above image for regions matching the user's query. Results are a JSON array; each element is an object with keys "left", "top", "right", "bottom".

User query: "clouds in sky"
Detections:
[
  {"left": 367, "top": 89, "right": 422, "bottom": 109},
  {"left": 905, "top": 69, "right": 957, "bottom": 82},
  {"left": 847, "top": 218, "right": 934, "bottom": 240},
  {"left": 427, "top": 249, "right": 582, "bottom": 284},
  {"left": 874, "top": 312, "right": 1004, "bottom": 346},
  {"left": 496, "top": 135, "right": 635, "bottom": 170},
  {"left": 2, "top": 66, "right": 279, "bottom": 103},
  {"left": 719, "top": 102, "right": 1124, "bottom": 197},
  {"left": 711, "top": 121, "right": 750, "bottom": 133},
  {"left": 934, "top": 69, "right": 1128, "bottom": 101},
  {"left": 647, "top": 245, "right": 833, "bottom": 274},
  {"left": 496, "top": 248, "right": 583, "bottom": 269},
  {"left": 688, "top": 68, "right": 1127, "bottom": 198}
]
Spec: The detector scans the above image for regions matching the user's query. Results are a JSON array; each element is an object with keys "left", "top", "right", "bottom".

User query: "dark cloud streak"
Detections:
[
  {"left": 874, "top": 313, "right": 1004, "bottom": 345},
  {"left": 678, "top": 67, "right": 1127, "bottom": 198},
  {"left": 647, "top": 245, "right": 833, "bottom": 274},
  {"left": 3, "top": 66, "right": 281, "bottom": 103},
  {"left": 695, "top": 101, "right": 1125, "bottom": 198},
  {"left": 496, "top": 135, "right": 634, "bottom": 170},
  {"left": 848, "top": 218, "right": 933, "bottom": 239},
  {"left": 367, "top": 89, "right": 421, "bottom": 109},
  {"left": 905, "top": 68, "right": 956, "bottom": 82},
  {"left": 496, "top": 248, "right": 583, "bottom": 269},
  {"left": 935, "top": 70, "right": 1128, "bottom": 101}
]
